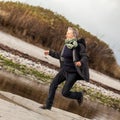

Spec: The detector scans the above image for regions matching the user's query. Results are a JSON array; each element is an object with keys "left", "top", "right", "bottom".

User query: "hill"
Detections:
[{"left": 0, "top": 1, "right": 120, "bottom": 79}]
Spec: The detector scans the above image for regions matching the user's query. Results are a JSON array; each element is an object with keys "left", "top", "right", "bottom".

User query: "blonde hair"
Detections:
[{"left": 67, "top": 27, "right": 79, "bottom": 39}]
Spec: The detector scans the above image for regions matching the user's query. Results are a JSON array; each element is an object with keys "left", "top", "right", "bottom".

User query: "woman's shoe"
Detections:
[{"left": 40, "top": 105, "right": 51, "bottom": 110}]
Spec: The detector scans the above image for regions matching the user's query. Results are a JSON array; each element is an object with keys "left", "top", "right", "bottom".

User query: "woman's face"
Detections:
[{"left": 66, "top": 30, "right": 74, "bottom": 39}]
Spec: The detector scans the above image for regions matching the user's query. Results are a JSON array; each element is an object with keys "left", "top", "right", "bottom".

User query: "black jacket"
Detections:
[{"left": 49, "top": 39, "right": 89, "bottom": 82}]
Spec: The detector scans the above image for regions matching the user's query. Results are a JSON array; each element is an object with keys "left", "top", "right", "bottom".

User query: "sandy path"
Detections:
[
  {"left": 0, "top": 31, "right": 59, "bottom": 66},
  {"left": 0, "top": 91, "right": 89, "bottom": 120}
]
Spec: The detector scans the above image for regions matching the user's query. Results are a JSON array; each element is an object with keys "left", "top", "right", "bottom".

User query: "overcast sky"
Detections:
[{"left": 3, "top": 0, "right": 120, "bottom": 64}]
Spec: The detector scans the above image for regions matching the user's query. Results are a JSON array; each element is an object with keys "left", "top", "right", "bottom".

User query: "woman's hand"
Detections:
[
  {"left": 44, "top": 50, "right": 49, "bottom": 55},
  {"left": 75, "top": 61, "right": 81, "bottom": 67}
]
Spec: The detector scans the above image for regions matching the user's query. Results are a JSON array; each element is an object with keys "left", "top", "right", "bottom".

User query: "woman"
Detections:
[{"left": 41, "top": 27, "right": 89, "bottom": 110}]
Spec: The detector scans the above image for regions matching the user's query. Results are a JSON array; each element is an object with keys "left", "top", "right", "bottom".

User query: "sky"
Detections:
[{"left": 2, "top": 0, "right": 120, "bottom": 64}]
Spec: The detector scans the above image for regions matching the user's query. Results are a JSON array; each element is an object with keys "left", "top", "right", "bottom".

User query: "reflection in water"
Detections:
[
  {"left": 0, "top": 71, "right": 120, "bottom": 120},
  {"left": 67, "top": 99, "right": 120, "bottom": 120}
]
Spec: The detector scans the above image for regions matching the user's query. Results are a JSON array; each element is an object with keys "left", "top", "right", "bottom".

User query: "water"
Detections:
[{"left": 0, "top": 71, "right": 120, "bottom": 120}]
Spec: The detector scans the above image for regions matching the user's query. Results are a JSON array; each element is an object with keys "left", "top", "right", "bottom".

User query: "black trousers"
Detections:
[{"left": 45, "top": 68, "right": 83, "bottom": 108}]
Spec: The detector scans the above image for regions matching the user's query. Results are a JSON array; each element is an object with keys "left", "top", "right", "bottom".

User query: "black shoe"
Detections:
[
  {"left": 40, "top": 105, "right": 51, "bottom": 110},
  {"left": 77, "top": 92, "right": 83, "bottom": 105}
]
